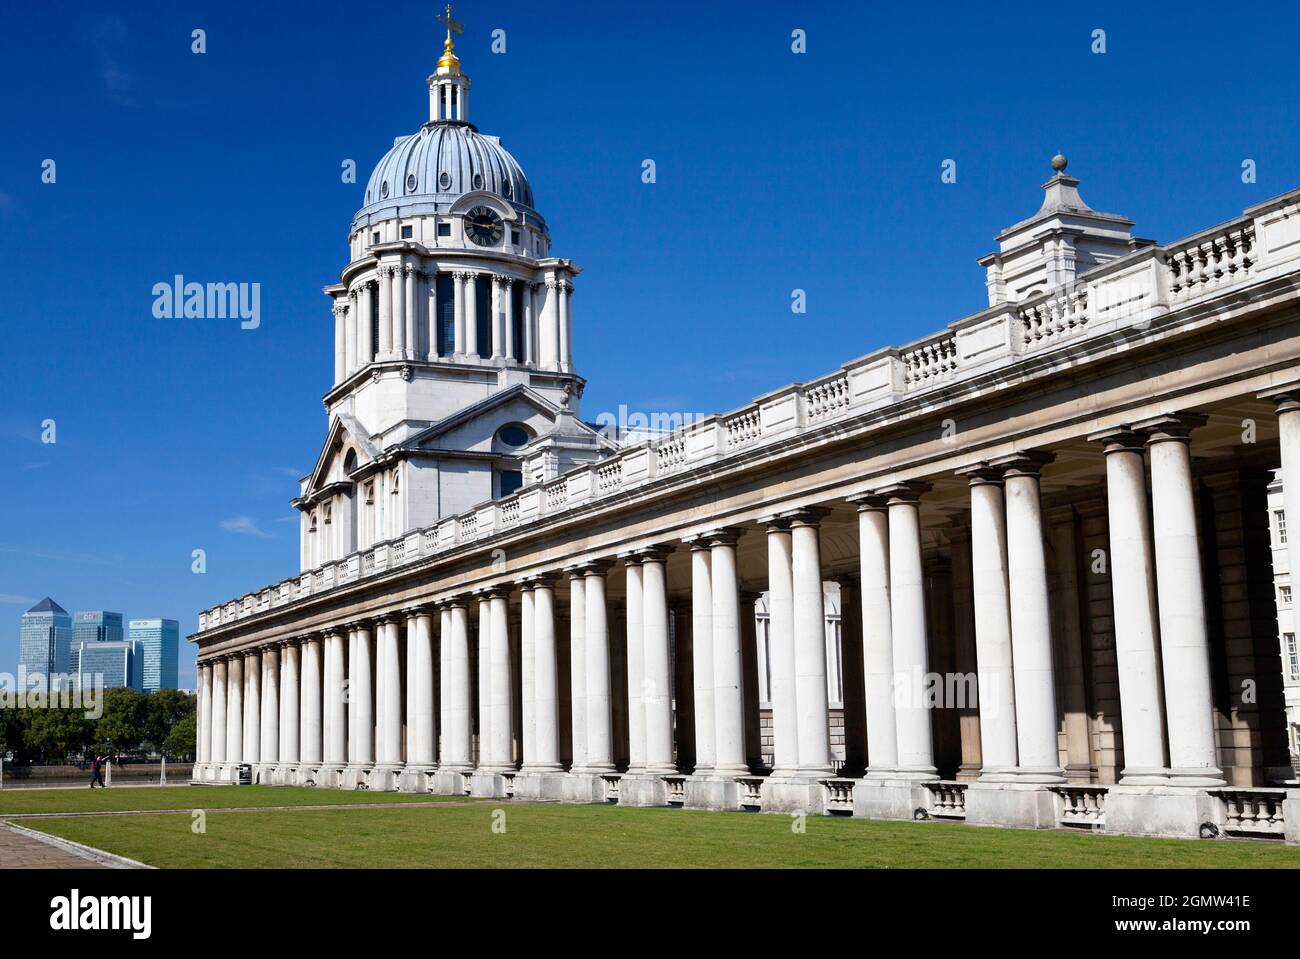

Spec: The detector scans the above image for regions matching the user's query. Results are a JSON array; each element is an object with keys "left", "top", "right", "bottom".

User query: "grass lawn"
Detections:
[
  {"left": 16, "top": 801, "right": 1300, "bottom": 868},
  {"left": 0, "top": 784, "right": 474, "bottom": 816}
]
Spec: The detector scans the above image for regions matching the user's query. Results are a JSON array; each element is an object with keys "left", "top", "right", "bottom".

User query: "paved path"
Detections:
[
  {"left": 0, "top": 822, "right": 109, "bottom": 869},
  {"left": 1, "top": 798, "right": 496, "bottom": 821}
]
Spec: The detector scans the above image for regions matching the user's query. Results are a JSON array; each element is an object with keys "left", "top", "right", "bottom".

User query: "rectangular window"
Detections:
[
  {"left": 474, "top": 274, "right": 492, "bottom": 357},
  {"left": 437, "top": 222, "right": 451, "bottom": 237},
  {"left": 498, "top": 469, "right": 523, "bottom": 499},
  {"left": 1277, "top": 509, "right": 1288, "bottom": 544},
  {"left": 435, "top": 272, "right": 455, "bottom": 356},
  {"left": 1288, "top": 633, "right": 1299, "bottom": 681},
  {"left": 1281, "top": 585, "right": 1292, "bottom": 606},
  {"left": 511, "top": 229, "right": 521, "bottom": 246},
  {"left": 511, "top": 282, "right": 525, "bottom": 360},
  {"left": 401, "top": 225, "right": 413, "bottom": 239},
  {"left": 756, "top": 614, "right": 772, "bottom": 706},
  {"left": 371, "top": 231, "right": 380, "bottom": 245},
  {"left": 369, "top": 281, "right": 380, "bottom": 361},
  {"left": 825, "top": 616, "right": 844, "bottom": 707}
]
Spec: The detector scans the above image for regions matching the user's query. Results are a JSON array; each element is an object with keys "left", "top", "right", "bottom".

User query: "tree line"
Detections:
[{"left": 0, "top": 688, "right": 196, "bottom": 765}]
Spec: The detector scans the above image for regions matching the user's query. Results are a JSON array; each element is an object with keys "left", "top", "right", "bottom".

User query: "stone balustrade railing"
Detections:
[
  {"left": 1052, "top": 784, "right": 1108, "bottom": 830},
  {"left": 601, "top": 774, "right": 621, "bottom": 803},
  {"left": 924, "top": 781, "right": 967, "bottom": 819},
  {"left": 819, "top": 778, "right": 855, "bottom": 814},
  {"left": 197, "top": 191, "right": 1300, "bottom": 634},
  {"left": 663, "top": 775, "right": 686, "bottom": 805},
  {"left": 1211, "top": 788, "right": 1287, "bottom": 838},
  {"left": 738, "top": 777, "right": 764, "bottom": 810}
]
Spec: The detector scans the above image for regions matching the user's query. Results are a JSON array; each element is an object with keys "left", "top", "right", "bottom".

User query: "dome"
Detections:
[{"left": 354, "top": 122, "right": 538, "bottom": 230}]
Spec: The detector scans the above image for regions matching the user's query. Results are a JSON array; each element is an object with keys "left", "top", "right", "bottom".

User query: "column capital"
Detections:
[
  {"left": 782, "top": 506, "right": 832, "bottom": 527},
  {"left": 520, "top": 571, "right": 560, "bottom": 589},
  {"left": 989, "top": 450, "right": 1056, "bottom": 477},
  {"left": 701, "top": 527, "right": 743, "bottom": 548},
  {"left": 574, "top": 558, "right": 615, "bottom": 577},
  {"left": 955, "top": 462, "right": 1005, "bottom": 486},
  {"left": 1257, "top": 380, "right": 1300, "bottom": 413},
  {"left": 634, "top": 543, "right": 676, "bottom": 563},
  {"left": 846, "top": 492, "right": 890, "bottom": 512},
  {"left": 877, "top": 480, "right": 932, "bottom": 504},
  {"left": 1087, "top": 425, "right": 1146, "bottom": 454},
  {"left": 1132, "top": 412, "right": 1207, "bottom": 445}
]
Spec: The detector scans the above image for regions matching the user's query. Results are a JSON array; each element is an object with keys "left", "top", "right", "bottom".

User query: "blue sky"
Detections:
[{"left": 2, "top": 1, "right": 1298, "bottom": 687}]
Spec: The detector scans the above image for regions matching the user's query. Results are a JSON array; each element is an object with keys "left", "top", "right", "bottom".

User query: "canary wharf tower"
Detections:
[{"left": 296, "top": 11, "right": 607, "bottom": 572}]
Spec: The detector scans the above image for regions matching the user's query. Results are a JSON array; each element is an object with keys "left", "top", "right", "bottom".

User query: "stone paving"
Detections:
[{"left": 0, "top": 823, "right": 108, "bottom": 869}]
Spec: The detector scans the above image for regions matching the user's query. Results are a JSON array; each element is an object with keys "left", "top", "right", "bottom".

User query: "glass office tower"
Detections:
[
  {"left": 19, "top": 597, "right": 73, "bottom": 690},
  {"left": 77, "top": 640, "right": 143, "bottom": 691},
  {"left": 70, "top": 610, "right": 124, "bottom": 678},
  {"left": 128, "top": 619, "right": 180, "bottom": 691}
]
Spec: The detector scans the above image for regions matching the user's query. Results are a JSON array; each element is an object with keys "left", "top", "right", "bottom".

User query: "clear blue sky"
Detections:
[{"left": 2, "top": 1, "right": 1298, "bottom": 688}]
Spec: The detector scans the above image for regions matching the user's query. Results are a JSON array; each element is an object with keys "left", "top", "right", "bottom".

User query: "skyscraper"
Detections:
[
  {"left": 19, "top": 597, "right": 73, "bottom": 690},
  {"left": 128, "top": 619, "right": 179, "bottom": 691},
  {"left": 70, "top": 610, "right": 123, "bottom": 677},
  {"left": 78, "top": 640, "right": 143, "bottom": 691}
]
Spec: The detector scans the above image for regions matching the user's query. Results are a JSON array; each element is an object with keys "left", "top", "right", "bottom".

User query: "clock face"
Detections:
[{"left": 465, "top": 206, "right": 504, "bottom": 246}]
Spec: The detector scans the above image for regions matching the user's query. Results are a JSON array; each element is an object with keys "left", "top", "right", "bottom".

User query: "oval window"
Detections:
[
  {"left": 381, "top": 181, "right": 390, "bottom": 198},
  {"left": 472, "top": 173, "right": 484, "bottom": 190},
  {"left": 439, "top": 171, "right": 451, "bottom": 189},
  {"left": 497, "top": 425, "right": 531, "bottom": 448},
  {"left": 406, "top": 173, "right": 417, "bottom": 192},
  {"left": 503, "top": 179, "right": 513, "bottom": 199}
]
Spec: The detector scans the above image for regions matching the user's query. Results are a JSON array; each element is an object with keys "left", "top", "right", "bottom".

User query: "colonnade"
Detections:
[
  {"left": 196, "top": 397, "right": 1300, "bottom": 825},
  {"left": 332, "top": 263, "right": 574, "bottom": 384}
]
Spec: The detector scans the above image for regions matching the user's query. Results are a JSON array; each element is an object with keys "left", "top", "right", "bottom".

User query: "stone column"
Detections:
[
  {"left": 333, "top": 302, "right": 347, "bottom": 384},
  {"left": 261, "top": 645, "right": 280, "bottom": 770},
  {"left": 490, "top": 275, "right": 505, "bottom": 359},
  {"left": 958, "top": 465, "right": 1018, "bottom": 778},
  {"left": 849, "top": 496, "right": 899, "bottom": 776},
  {"left": 476, "top": 594, "right": 492, "bottom": 765},
  {"left": 708, "top": 531, "right": 748, "bottom": 776},
  {"left": 764, "top": 517, "right": 799, "bottom": 776},
  {"left": 523, "top": 283, "right": 536, "bottom": 364},
  {"left": 376, "top": 618, "right": 403, "bottom": 770},
  {"left": 243, "top": 650, "right": 261, "bottom": 767},
  {"left": 391, "top": 264, "right": 406, "bottom": 357},
  {"left": 300, "top": 637, "right": 323, "bottom": 766},
  {"left": 542, "top": 279, "right": 559, "bottom": 370},
  {"left": 488, "top": 590, "right": 514, "bottom": 770},
  {"left": 503, "top": 276, "right": 517, "bottom": 361},
  {"left": 789, "top": 508, "right": 833, "bottom": 777},
  {"left": 1140, "top": 415, "right": 1223, "bottom": 785},
  {"left": 349, "top": 626, "right": 373, "bottom": 767},
  {"left": 345, "top": 290, "right": 359, "bottom": 374},
  {"left": 583, "top": 561, "right": 615, "bottom": 772},
  {"left": 622, "top": 554, "right": 646, "bottom": 774},
  {"left": 346, "top": 628, "right": 357, "bottom": 764},
  {"left": 558, "top": 280, "right": 572, "bottom": 372},
  {"left": 641, "top": 546, "right": 676, "bottom": 774},
  {"left": 531, "top": 576, "right": 563, "bottom": 770},
  {"left": 453, "top": 271, "right": 467, "bottom": 357},
  {"left": 377, "top": 267, "right": 393, "bottom": 357},
  {"left": 407, "top": 609, "right": 436, "bottom": 770},
  {"left": 883, "top": 483, "right": 938, "bottom": 779},
  {"left": 687, "top": 536, "right": 716, "bottom": 773},
  {"left": 210, "top": 659, "right": 227, "bottom": 769},
  {"left": 464, "top": 273, "right": 479, "bottom": 357},
  {"left": 998, "top": 452, "right": 1065, "bottom": 781},
  {"left": 198, "top": 663, "right": 213, "bottom": 769},
  {"left": 403, "top": 265, "right": 416, "bottom": 358},
  {"left": 519, "top": 582, "right": 537, "bottom": 766},
  {"left": 358, "top": 284, "right": 373, "bottom": 363},
  {"left": 1093, "top": 429, "right": 1168, "bottom": 783},
  {"left": 280, "top": 641, "right": 300, "bottom": 768},
  {"left": 567, "top": 569, "right": 588, "bottom": 770},
  {"left": 444, "top": 601, "right": 473, "bottom": 770},
  {"left": 426, "top": 272, "right": 439, "bottom": 359},
  {"left": 226, "top": 654, "right": 243, "bottom": 765}
]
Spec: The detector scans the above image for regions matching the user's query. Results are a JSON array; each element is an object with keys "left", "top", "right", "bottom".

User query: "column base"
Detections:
[
  {"left": 851, "top": 776, "right": 935, "bottom": 821},
  {"left": 271, "top": 764, "right": 298, "bottom": 786},
  {"left": 367, "top": 763, "right": 404, "bottom": 792},
  {"left": 684, "top": 774, "right": 744, "bottom": 812},
  {"left": 1104, "top": 784, "right": 1219, "bottom": 839},
  {"left": 965, "top": 781, "right": 1059, "bottom": 829},
  {"left": 617, "top": 772, "right": 672, "bottom": 807},
  {"left": 469, "top": 770, "right": 512, "bottom": 798},
  {"left": 398, "top": 765, "right": 437, "bottom": 793},
  {"left": 429, "top": 769, "right": 472, "bottom": 796},
  {"left": 759, "top": 775, "right": 826, "bottom": 815},
  {"left": 512, "top": 770, "right": 568, "bottom": 801},
  {"left": 252, "top": 763, "right": 278, "bottom": 785},
  {"left": 562, "top": 771, "right": 612, "bottom": 804}
]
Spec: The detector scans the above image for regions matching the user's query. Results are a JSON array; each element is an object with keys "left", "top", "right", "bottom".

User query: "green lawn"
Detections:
[
  {"left": 16, "top": 801, "right": 1300, "bottom": 868},
  {"left": 0, "top": 784, "right": 473, "bottom": 816}
]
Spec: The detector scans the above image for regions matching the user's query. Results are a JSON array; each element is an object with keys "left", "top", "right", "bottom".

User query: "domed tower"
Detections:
[{"left": 295, "top": 8, "right": 606, "bottom": 571}]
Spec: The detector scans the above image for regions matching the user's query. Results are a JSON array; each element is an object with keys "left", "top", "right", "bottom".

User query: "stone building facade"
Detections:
[{"left": 192, "top": 26, "right": 1300, "bottom": 841}]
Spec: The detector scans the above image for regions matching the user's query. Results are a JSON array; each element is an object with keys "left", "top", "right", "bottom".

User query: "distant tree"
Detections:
[
  {"left": 143, "top": 689, "right": 193, "bottom": 753},
  {"left": 164, "top": 712, "right": 198, "bottom": 760},
  {"left": 0, "top": 707, "right": 30, "bottom": 763},
  {"left": 95, "top": 687, "right": 146, "bottom": 755},
  {"left": 23, "top": 707, "right": 94, "bottom": 763}
]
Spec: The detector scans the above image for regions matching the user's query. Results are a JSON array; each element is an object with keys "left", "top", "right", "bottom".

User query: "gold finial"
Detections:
[{"left": 437, "top": 3, "right": 464, "bottom": 75}]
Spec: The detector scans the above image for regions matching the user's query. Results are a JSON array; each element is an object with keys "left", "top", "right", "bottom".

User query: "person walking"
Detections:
[{"left": 89, "top": 753, "right": 106, "bottom": 789}]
